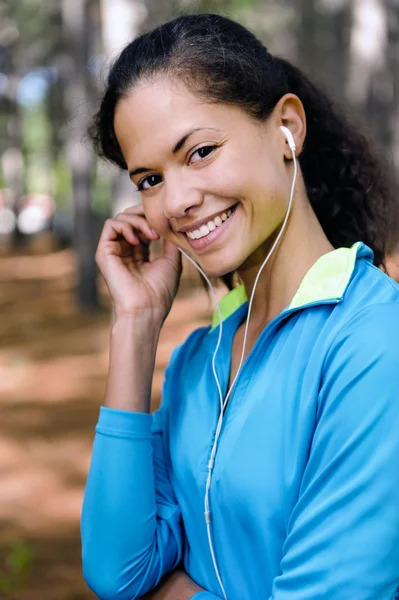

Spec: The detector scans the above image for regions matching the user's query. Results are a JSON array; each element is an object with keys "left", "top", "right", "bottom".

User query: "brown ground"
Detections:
[{"left": 0, "top": 237, "right": 217, "bottom": 600}]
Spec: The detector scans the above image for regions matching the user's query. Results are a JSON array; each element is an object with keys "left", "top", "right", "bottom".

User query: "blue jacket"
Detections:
[{"left": 81, "top": 242, "right": 399, "bottom": 599}]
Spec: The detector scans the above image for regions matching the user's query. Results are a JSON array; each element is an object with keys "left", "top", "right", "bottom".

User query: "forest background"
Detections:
[{"left": 0, "top": 0, "right": 398, "bottom": 598}]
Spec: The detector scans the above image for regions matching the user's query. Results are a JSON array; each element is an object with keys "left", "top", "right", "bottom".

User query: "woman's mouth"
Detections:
[{"left": 184, "top": 204, "right": 238, "bottom": 251}]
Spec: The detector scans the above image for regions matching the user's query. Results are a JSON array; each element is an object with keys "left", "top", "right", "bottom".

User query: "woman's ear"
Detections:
[{"left": 275, "top": 93, "right": 307, "bottom": 159}]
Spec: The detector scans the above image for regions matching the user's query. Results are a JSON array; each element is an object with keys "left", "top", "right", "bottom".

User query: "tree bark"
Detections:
[
  {"left": 99, "top": 0, "right": 147, "bottom": 216},
  {"left": 296, "top": 0, "right": 352, "bottom": 101},
  {"left": 62, "top": 0, "right": 99, "bottom": 309},
  {"left": 384, "top": 0, "right": 399, "bottom": 172}
]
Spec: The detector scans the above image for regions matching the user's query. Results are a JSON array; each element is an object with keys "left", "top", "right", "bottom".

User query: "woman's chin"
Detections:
[
  {"left": 179, "top": 243, "right": 243, "bottom": 280},
  {"left": 198, "top": 261, "right": 240, "bottom": 281}
]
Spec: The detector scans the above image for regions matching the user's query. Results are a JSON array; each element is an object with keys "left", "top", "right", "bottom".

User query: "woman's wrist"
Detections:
[
  {"left": 112, "top": 303, "right": 166, "bottom": 326},
  {"left": 104, "top": 314, "right": 162, "bottom": 412}
]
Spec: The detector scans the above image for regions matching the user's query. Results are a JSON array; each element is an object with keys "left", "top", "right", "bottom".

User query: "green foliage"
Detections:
[
  {"left": 92, "top": 164, "right": 112, "bottom": 217},
  {"left": 0, "top": 539, "right": 34, "bottom": 596},
  {"left": 23, "top": 104, "right": 51, "bottom": 152},
  {"left": 178, "top": 0, "right": 255, "bottom": 16},
  {"left": 233, "top": 0, "right": 255, "bottom": 9},
  {"left": 53, "top": 156, "right": 72, "bottom": 208},
  {"left": 23, "top": 102, "right": 53, "bottom": 195},
  {"left": 0, "top": 0, "right": 63, "bottom": 73},
  {"left": 171, "top": 0, "right": 259, "bottom": 33}
]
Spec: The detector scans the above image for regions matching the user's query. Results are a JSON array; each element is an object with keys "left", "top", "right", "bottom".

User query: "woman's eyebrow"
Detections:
[
  {"left": 172, "top": 127, "right": 221, "bottom": 154},
  {"left": 129, "top": 127, "right": 221, "bottom": 179}
]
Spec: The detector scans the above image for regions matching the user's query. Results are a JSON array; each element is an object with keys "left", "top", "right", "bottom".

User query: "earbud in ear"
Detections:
[{"left": 280, "top": 126, "right": 296, "bottom": 153}]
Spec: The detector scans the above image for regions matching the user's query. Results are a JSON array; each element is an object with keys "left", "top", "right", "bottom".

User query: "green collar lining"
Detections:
[
  {"left": 210, "top": 242, "right": 362, "bottom": 331},
  {"left": 211, "top": 284, "right": 248, "bottom": 330}
]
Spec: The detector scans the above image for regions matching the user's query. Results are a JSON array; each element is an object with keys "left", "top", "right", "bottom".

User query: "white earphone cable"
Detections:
[{"left": 177, "top": 252, "right": 227, "bottom": 596}]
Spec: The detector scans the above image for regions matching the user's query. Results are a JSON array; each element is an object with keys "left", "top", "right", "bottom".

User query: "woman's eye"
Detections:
[
  {"left": 190, "top": 145, "right": 218, "bottom": 164},
  {"left": 137, "top": 174, "right": 163, "bottom": 191}
]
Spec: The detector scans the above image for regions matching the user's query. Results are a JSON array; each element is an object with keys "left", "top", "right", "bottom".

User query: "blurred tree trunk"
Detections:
[
  {"left": 1, "top": 74, "right": 26, "bottom": 247},
  {"left": 384, "top": 0, "right": 399, "bottom": 172},
  {"left": 296, "top": 0, "right": 352, "bottom": 101},
  {"left": 47, "top": 73, "right": 65, "bottom": 167},
  {"left": 296, "top": 0, "right": 317, "bottom": 73},
  {"left": 62, "top": 0, "right": 99, "bottom": 310},
  {"left": 384, "top": 0, "right": 399, "bottom": 256},
  {"left": 346, "top": 0, "right": 389, "bottom": 147},
  {"left": 346, "top": 0, "right": 399, "bottom": 167},
  {"left": 2, "top": 75, "right": 24, "bottom": 210},
  {"left": 99, "top": 0, "right": 147, "bottom": 216}
]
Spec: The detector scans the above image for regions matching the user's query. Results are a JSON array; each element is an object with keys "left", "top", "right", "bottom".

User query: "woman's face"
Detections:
[{"left": 114, "top": 78, "right": 294, "bottom": 277}]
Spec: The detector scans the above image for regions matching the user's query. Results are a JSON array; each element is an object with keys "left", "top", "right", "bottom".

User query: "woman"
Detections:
[{"left": 81, "top": 13, "right": 399, "bottom": 600}]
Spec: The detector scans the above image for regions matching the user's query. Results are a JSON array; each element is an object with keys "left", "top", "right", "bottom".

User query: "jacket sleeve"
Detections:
[
  {"left": 270, "top": 303, "right": 399, "bottom": 600},
  {"left": 81, "top": 366, "right": 183, "bottom": 599}
]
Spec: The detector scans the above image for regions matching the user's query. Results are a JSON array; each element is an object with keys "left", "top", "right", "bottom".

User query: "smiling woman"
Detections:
[
  {"left": 81, "top": 13, "right": 399, "bottom": 600},
  {"left": 112, "top": 76, "right": 301, "bottom": 276}
]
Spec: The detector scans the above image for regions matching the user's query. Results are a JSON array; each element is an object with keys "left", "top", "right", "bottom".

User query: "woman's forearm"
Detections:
[{"left": 104, "top": 313, "right": 162, "bottom": 412}]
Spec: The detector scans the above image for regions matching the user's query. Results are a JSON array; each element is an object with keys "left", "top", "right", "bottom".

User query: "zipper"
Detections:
[{"left": 207, "top": 296, "right": 342, "bottom": 466}]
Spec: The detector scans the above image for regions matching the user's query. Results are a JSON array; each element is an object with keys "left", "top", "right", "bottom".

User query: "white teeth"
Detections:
[{"left": 186, "top": 206, "right": 235, "bottom": 240}]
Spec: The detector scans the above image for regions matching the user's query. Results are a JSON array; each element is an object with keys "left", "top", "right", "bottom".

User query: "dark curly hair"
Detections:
[{"left": 91, "top": 12, "right": 398, "bottom": 281}]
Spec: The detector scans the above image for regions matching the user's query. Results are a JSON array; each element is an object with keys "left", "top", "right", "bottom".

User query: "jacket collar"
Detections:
[{"left": 211, "top": 242, "right": 373, "bottom": 331}]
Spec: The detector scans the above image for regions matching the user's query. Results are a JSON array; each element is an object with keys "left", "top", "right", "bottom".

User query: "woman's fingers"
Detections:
[
  {"left": 114, "top": 212, "right": 159, "bottom": 242},
  {"left": 121, "top": 203, "right": 146, "bottom": 215},
  {"left": 163, "top": 237, "right": 182, "bottom": 265},
  {"left": 115, "top": 211, "right": 159, "bottom": 244},
  {"left": 98, "top": 218, "right": 139, "bottom": 247},
  {"left": 119, "top": 204, "right": 160, "bottom": 240},
  {"left": 98, "top": 215, "right": 157, "bottom": 248}
]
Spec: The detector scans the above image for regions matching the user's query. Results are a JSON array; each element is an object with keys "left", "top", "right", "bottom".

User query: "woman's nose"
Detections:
[{"left": 163, "top": 179, "right": 203, "bottom": 219}]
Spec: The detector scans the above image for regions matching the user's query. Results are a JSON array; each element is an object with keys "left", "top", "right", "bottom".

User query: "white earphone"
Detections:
[
  {"left": 280, "top": 124, "right": 296, "bottom": 153},
  {"left": 178, "top": 125, "right": 297, "bottom": 600}
]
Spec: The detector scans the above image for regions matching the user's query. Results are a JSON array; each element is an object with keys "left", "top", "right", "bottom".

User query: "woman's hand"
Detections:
[
  {"left": 140, "top": 569, "right": 204, "bottom": 599},
  {"left": 95, "top": 204, "right": 182, "bottom": 321}
]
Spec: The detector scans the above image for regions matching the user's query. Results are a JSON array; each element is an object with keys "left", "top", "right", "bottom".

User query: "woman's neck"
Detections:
[{"left": 237, "top": 193, "right": 334, "bottom": 331}]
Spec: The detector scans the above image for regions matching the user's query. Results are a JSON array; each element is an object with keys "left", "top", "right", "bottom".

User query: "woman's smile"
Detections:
[{"left": 181, "top": 203, "right": 238, "bottom": 251}]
